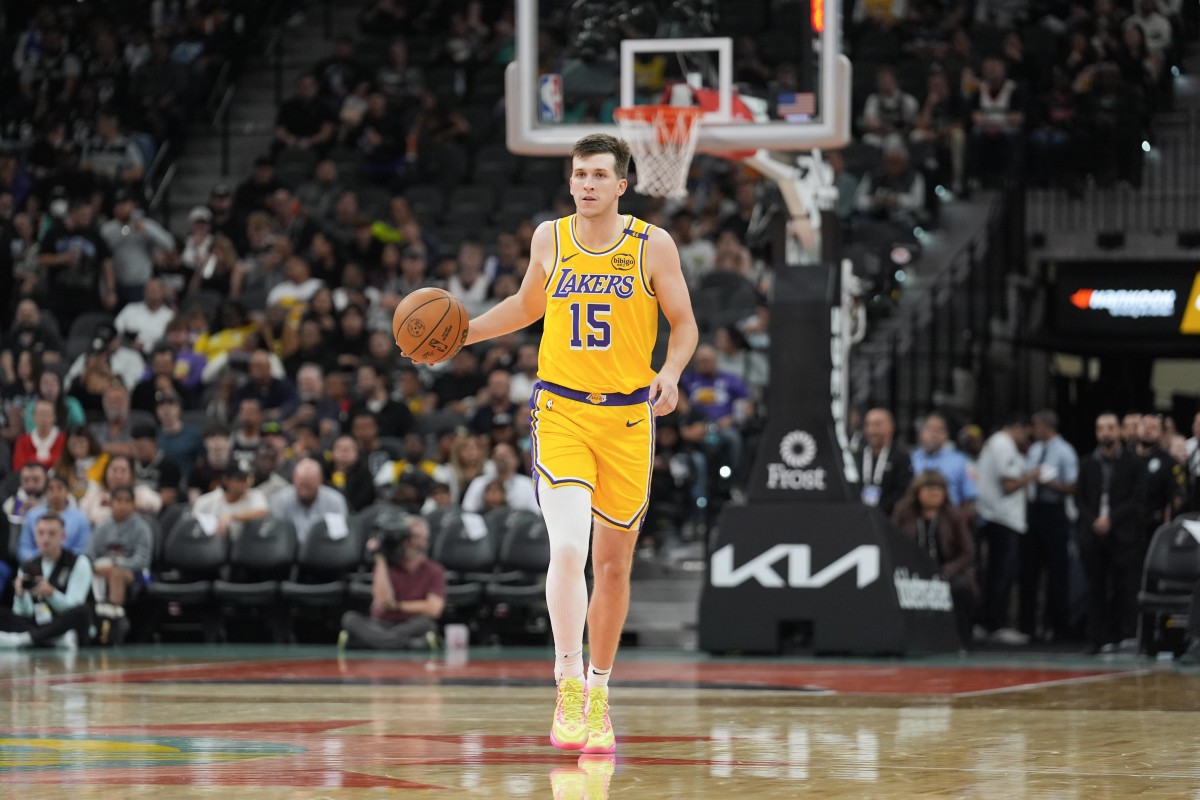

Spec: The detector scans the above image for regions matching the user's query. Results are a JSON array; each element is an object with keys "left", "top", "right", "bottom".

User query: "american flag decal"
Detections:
[{"left": 777, "top": 92, "right": 816, "bottom": 119}]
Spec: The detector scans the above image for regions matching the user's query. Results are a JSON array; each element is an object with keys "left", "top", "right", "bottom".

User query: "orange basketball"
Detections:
[{"left": 392, "top": 287, "right": 469, "bottom": 364}]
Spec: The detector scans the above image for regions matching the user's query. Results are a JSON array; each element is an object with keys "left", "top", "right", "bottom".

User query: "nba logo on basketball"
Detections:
[{"left": 539, "top": 74, "right": 563, "bottom": 123}]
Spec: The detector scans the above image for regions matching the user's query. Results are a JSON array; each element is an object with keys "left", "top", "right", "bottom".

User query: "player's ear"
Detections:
[{"left": 617, "top": 178, "right": 627, "bottom": 196}]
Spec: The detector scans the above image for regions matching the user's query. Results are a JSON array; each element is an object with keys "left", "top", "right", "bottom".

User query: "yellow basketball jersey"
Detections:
[{"left": 538, "top": 214, "right": 659, "bottom": 394}]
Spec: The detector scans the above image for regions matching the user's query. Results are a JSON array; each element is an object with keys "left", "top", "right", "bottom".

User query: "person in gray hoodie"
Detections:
[
  {"left": 87, "top": 485, "right": 153, "bottom": 617},
  {"left": 100, "top": 189, "right": 175, "bottom": 305}
]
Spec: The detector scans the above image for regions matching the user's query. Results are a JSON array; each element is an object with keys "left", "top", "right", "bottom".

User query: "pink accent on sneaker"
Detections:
[{"left": 550, "top": 729, "right": 586, "bottom": 750}]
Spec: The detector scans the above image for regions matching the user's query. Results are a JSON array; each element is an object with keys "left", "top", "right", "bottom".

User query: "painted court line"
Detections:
[{"left": 950, "top": 667, "right": 1150, "bottom": 697}]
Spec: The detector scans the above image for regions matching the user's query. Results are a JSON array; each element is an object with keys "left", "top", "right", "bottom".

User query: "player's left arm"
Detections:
[{"left": 646, "top": 227, "right": 698, "bottom": 417}]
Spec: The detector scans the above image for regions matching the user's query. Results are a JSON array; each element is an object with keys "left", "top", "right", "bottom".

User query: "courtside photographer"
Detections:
[{"left": 338, "top": 512, "right": 445, "bottom": 651}]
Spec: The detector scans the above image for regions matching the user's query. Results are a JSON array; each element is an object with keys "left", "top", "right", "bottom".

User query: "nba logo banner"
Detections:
[{"left": 539, "top": 74, "right": 563, "bottom": 123}]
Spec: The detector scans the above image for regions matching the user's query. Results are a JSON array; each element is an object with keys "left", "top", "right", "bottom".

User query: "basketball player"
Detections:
[{"left": 427, "top": 134, "right": 697, "bottom": 754}]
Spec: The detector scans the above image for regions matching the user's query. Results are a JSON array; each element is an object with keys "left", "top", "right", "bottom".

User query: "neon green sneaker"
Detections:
[
  {"left": 549, "top": 766, "right": 587, "bottom": 800},
  {"left": 581, "top": 687, "right": 615, "bottom": 754},
  {"left": 578, "top": 753, "right": 616, "bottom": 798},
  {"left": 550, "top": 678, "right": 588, "bottom": 750}
]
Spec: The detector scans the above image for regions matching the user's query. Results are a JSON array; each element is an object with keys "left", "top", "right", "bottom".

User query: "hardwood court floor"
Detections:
[{"left": 2, "top": 646, "right": 1199, "bottom": 798}]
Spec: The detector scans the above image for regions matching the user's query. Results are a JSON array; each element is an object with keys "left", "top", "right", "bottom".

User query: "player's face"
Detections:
[{"left": 569, "top": 154, "right": 626, "bottom": 219}]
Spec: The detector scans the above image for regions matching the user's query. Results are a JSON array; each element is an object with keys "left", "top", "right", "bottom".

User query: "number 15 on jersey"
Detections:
[{"left": 568, "top": 302, "right": 612, "bottom": 351}]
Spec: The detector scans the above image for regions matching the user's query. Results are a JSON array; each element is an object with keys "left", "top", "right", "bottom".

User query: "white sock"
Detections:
[
  {"left": 540, "top": 483, "right": 592, "bottom": 684},
  {"left": 556, "top": 649, "right": 584, "bottom": 683},
  {"left": 587, "top": 664, "right": 611, "bottom": 692}
]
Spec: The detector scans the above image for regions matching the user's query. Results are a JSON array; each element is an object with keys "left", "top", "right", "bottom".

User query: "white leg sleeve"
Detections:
[{"left": 539, "top": 481, "right": 592, "bottom": 681}]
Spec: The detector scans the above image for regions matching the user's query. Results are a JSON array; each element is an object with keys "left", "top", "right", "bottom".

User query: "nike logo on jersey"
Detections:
[
  {"left": 625, "top": 419, "right": 644, "bottom": 427},
  {"left": 561, "top": 254, "right": 577, "bottom": 262}
]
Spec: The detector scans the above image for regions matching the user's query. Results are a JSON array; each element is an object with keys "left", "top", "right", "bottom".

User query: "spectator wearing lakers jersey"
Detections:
[
  {"left": 374, "top": 431, "right": 438, "bottom": 495},
  {"left": 681, "top": 345, "right": 752, "bottom": 481}
]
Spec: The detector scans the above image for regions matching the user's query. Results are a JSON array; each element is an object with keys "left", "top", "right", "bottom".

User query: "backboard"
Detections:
[{"left": 505, "top": 0, "right": 851, "bottom": 157}]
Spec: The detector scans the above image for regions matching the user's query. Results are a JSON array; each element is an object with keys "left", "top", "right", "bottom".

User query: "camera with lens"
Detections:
[
  {"left": 371, "top": 510, "right": 414, "bottom": 563},
  {"left": 20, "top": 573, "right": 41, "bottom": 591}
]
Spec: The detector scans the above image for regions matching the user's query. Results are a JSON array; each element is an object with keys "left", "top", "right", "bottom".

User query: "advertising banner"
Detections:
[
  {"left": 699, "top": 265, "right": 958, "bottom": 655},
  {"left": 1052, "top": 262, "right": 1200, "bottom": 337}
]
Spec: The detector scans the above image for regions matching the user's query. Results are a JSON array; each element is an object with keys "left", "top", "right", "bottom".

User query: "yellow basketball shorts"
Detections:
[{"left": 529, "top": 380, "right": 655, "bottom": 532}]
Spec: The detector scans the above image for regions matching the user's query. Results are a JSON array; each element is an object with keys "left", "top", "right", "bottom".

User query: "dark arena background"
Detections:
[{"left": 2, "top": 0, "right": 1200, "bottom": 796}]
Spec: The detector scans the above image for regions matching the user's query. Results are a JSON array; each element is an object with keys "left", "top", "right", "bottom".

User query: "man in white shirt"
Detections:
[
  {"left": 462, "top": 442, "right": 538, "bottom": 514},
  {"left": 193, "top": 463, "right": 269, "bottom": 538},
  {"left": 266, "top": 257, "right": 324, "bottom": 309},
  {"left": 1125, "top": 0, "right": 1173, "bottom": 58},
  {"left": 113, "top": 279, "right": 175, "bottom": 351},
  {"left": 447, "top": 241, "right": 492, "bottom": 318},
  {"left": 975, "top": 415, "right": 1041, "bottom": 643}
]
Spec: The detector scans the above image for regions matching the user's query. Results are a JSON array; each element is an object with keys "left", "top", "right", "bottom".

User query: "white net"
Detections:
[{"left": 614, "top": 106, "right": 703, "bottom": 199}]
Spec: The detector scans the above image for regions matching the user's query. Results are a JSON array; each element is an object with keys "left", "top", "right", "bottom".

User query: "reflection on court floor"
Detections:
[{"left": 1, "top": 647, "right": 1197, "bottom": 798}]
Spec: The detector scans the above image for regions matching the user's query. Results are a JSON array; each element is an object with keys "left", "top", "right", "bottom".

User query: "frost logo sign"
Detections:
[{"left": 766, "top": 430, "right": 827, "bottom": 490}]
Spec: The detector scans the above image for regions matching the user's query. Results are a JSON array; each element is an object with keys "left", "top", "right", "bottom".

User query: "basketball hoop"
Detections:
[{"left": 614, "top": 105, "right": 703, "bottom": 198}]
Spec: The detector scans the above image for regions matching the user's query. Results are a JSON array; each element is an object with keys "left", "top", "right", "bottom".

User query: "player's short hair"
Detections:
[{"left": 571, "top": 134, "right": 633, "bottom": 180}]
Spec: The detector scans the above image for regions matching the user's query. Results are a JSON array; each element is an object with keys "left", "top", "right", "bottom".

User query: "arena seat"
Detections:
[
  {"left": 213, "top": 516, "right": 296, "bottom": 642},
  {"left": 485, "top": 513, "right": 551, "bottom": 607},
  {"left": 281, "top": 514, "right": 363, "bottom": 608},
  {"left": 213, "top": 516, "right": 297, "bottom": 605},
  {"left": 145, "top": 513, "right": 228, "bottom": 642},
  {"left": 1138, "top": 513, "right": 1200, "bottom": 656}
]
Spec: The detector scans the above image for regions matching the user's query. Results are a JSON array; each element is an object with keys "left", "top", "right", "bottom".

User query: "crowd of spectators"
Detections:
[
  {"left": 0, "top": 1, "right": 777, "bottom": 647},
  {"left": 856, "top": 406, "right": 1197, "bottom": 653},
  {"left": 845, "top": 0, "right": 1189, "bottom": 207}
]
